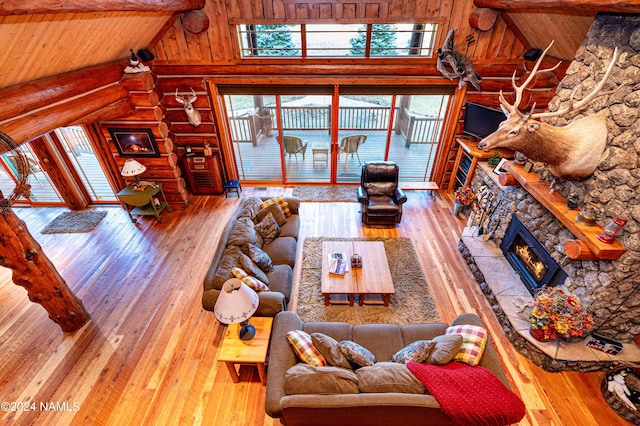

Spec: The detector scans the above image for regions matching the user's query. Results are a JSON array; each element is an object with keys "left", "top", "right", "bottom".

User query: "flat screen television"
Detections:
[{"left": 463, "top": 102, "right": 506, "bottom": 140}]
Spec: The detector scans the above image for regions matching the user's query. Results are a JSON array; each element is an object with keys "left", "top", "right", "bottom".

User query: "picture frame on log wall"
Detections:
[{"left": 108, "top": 128, "right": 160, "bottom": 157}]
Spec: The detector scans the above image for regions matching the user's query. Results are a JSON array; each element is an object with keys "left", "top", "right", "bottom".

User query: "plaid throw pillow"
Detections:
[
  {"left": 445, "top": 325, "right": 487, "bottom": 366},
  {"left": 260, "top": 195, "right": 291, "bottom": 217},
  {"left": 286, "top": 330, "right": 327, "bottom": 366},
  {"left": 231, "top": 267, "right": 270, "bottom": 292}
]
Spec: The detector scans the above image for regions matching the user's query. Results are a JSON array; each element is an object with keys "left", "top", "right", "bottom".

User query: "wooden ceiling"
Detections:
[{"left": 0, "top": 0, "right": 636, "bottom": 92}]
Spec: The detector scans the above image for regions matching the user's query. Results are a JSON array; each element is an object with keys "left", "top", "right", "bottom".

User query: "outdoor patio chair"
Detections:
[
  {"left": 339, "top": 134, "right": 367, "bottom": 165},
  {"left": 283, "top": 136, "right": 308, "bottom": 164}
]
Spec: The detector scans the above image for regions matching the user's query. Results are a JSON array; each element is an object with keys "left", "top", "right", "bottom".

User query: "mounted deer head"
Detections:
[
  {"left": 477, "top": 41, "right": 619, "bottom": 181},
  {"left": 175, "top": 88, "right": 202, "bottom": 127}
]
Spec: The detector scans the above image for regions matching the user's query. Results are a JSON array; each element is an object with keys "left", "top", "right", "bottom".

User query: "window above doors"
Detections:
[{"left": 236, "top": 23, "right": 438, "bottom": 58}]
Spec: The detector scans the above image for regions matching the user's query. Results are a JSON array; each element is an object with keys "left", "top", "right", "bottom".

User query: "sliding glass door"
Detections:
[{"left": 219, "top": 85, "right": 451, "bottom": 185}]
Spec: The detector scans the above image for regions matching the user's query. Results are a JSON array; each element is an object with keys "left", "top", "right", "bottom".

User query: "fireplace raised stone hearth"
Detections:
[{"left": 459, "top": 223, "right": 640, "bottom": 372}]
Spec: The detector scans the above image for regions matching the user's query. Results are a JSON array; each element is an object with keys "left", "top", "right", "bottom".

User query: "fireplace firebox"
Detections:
[{"left": 501, "top": 216, "right": 567, "bottom": 295}]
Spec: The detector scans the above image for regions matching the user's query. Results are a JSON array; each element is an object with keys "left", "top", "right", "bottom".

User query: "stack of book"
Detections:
[{"left": 328, "top": 252, "right": 349, "bottom": 275}]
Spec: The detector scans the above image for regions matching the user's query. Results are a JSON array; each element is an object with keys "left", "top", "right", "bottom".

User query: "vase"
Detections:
[
  {"left": 529, "top": 326, "right": 551, "bottom": 342},
  {"left": 453, "top": 200, "right": 463, "bottom": 216}
]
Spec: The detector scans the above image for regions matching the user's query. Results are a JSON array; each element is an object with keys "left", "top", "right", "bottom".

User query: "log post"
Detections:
[
  {"left": 498, "top": 172, "right": 520, "bottom": 186},
  {"left": 564, "top": 240, "right": 599, "bottom": 261},
  {"left": 0, "top": 200, "right": 90, "bottom": 332}
]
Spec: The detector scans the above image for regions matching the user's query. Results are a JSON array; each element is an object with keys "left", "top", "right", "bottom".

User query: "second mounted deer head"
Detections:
[
  {"left": 477, "top": 41, "right": 619, "bottom": 181},
  {"left": 175, "top": 88, "right": 202, "bottom": 127}
]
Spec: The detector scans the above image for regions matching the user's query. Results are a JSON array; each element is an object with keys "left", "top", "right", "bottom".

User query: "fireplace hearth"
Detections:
[{"left": 500, "top": 216, "right": 567, "bottom": 295}]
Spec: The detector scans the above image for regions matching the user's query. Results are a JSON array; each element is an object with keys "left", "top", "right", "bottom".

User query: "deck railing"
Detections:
[{"left": 229, "top": 105, "right": 442, "bottom": 146}]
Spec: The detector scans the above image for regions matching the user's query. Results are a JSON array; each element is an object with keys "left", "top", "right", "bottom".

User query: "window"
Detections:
[{"left": 237, "top": 23, "right": 437, "bottom": 58}]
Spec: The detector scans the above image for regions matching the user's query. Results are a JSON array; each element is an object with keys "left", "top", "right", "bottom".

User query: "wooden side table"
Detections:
[
  {"left": 117, "top": 183, "right": 172, "bottom": 223},
  {"left": 217, "top": 317, "right": 273, "bottom": 385}
]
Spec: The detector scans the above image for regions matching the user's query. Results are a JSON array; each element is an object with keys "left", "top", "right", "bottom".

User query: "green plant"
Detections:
[{"left": 487, "top": 151, "right": 501, "bottom": 167}]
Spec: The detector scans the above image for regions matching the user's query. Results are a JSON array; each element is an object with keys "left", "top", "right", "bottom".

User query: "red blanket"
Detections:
[{"left": 407, "top": 361, "right": 525, "bottom": 426}]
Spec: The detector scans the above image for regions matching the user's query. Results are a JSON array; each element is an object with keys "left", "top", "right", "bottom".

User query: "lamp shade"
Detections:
[
  {"left": 214, "top": 279, "right": 259, "bottom": 325},
  {"left": 121, "top": 158, "right": 147, "bottom": 177}
]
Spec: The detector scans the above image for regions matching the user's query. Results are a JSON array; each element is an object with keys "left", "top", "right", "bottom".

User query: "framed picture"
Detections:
[
  {"left": 108, "top": 128, "right": 160, "bottom": 157},
  {"left": 493, "top": 158, "right": 509, "bottom": 174}
]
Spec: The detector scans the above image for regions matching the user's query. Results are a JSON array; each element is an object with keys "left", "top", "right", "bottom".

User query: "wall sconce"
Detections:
[{"left": 597, "top": 217, "right": 627, "bottom": 244}]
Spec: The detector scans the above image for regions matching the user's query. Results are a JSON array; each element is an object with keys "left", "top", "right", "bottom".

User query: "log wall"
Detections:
[{"left": 148, "top": 0, "right": 563, "bottom": 188}]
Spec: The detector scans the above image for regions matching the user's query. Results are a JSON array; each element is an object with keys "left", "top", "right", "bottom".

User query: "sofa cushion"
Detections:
[
  {"left": 391, "top": 340, "right": 436, "bottom": 364},
  {"left": 212, "top": 245, "right": 243, "bottom": 290},
  {"left": 255, "top": 212, "right": 280, "bottom": 244},
  {"left": 356, "top": 362, "right": 426, "bottom": 394},
  {"left": 284, "top": 364, "right": 359, "bottom": 395},
  {"left": 246, "top": 243, "right": 274, "bottom": 272},
  {"left": 338, "top": 341, "right": 376, "bottom": 368},
  {"left": 232, "top": 267, "right": 270, "bottom": 292},
  {"left": 278, "top": 215, "right": 299, "bottom": 240},
  {"left": 445, "top": 324, "right": 488, "bottom": 366},
  {"left": 287, "top": 330, "right": 327, "bottom": 366},
  {"left": 236, "top": 197, "right": 263, "bottom": 219},
  {"left": 256, "top": 202, "right": 287, "bottom": 226},
  {"left": 311, "top": 332, "right": 352, "bottom": 369},
  {"left": 352, "top": 323, "right": 404, "bottom": 362},
  {"left": 260, "top": 195, "right": 291, "bottom": 217},
  {"left": 365, "top": 181, "right": 396, "bottom": 197},
  {"left": 266, "top": 264, "right": 293, "bottom": 302},
  {"left": 227, "top": 216, "right": 258, "bottom": 247},
  {"left": 261, "top": 236, "right": 297, "bottom": 267},
  {"left": 238, "top": 251, "right": 269, "bottom": 284},
  {"left": 426, "top": 334, "right": 464, "bottom": 365}
]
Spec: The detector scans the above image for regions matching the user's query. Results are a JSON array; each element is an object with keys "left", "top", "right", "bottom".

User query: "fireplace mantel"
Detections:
[{"left": 502, "top": 161, "right": 627, "bottom": 261}]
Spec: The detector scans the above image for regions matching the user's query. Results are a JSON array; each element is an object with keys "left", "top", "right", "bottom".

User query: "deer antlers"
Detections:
[{"left": 499, "top": 40, "right": 619, "bottom": 119}]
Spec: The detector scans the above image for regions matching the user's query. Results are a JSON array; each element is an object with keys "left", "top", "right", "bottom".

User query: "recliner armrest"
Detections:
[
  {"left": 357, "top": 186, "right": 368, "bottom": 204},
  {"left": 394, "top": 187, "right": 408, "bottom": 204}
]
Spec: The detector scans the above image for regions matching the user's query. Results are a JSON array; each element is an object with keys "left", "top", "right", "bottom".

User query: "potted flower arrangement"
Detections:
[
  {"left": 452, "top": 186, "right": 474, "bottom": 215},
  {"left": 528, "top": 286, "right": 594, "bottom": 342}
]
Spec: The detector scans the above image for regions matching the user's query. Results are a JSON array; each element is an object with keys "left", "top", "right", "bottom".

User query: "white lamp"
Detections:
[
  {"left": 214, "top": 278, "right": 259, "bottom": 340},
  {"left": 121, "top": 159, "right": 147, "bottom": 186}
]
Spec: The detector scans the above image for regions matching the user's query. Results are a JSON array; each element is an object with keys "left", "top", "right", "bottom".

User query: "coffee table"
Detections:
[
  {"left": 217, "top": 316, "right": 273, "bottom": 385},
  {"left": 321, "top": 241, "right": 394, "bottom": 306}
]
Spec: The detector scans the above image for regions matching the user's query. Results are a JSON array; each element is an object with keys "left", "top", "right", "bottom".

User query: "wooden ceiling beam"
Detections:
[
  {"left": 474, "top": 0, "right": 640, "bottom": 13},
  {"left": 0, "top": 0, "right": 205, "bottom": 15}
]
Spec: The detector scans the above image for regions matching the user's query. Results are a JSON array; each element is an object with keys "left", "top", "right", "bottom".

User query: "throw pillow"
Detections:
[
  {"left": 391, "top": 340, "right": 437, "bottom": 364},
  {"left": 255, "top": 202, "right": 287, "bottom": 226},
  {"left": 260, "top": 195, "right": 291, "bottom": 217},
  {"left": 356, "top": 362, "right": 426, "bottom": 394},
  {"left": 425, "top": 334, "right": 464, "bottom": 365},
  {"left": 231, "top": 267, "right": 270, "bottom": 292},
  {"left": 338, "top": 341, "right": 376, "bottom": 369},
  {"left": 445, "top": 324, "right": 488, "bottom": 366},
  {"left": 284, "top": 364, "right": 359, "bottom": 395},
  {"left": 227, "top": 216, "right": 258, "bottom": 247},
  {"left": 287, "top": 330, "right": 327, "bottom": 366},
  {"left": 255, "top": 212, "right": 280, "bottom": 244},
  {"left": 246, "top": 243, "right": 274, "bottom": 272},
  {"left": 310, "top": 333, "right": 352, "bottom": 369},
  {"left": 238, "top": 252, "right": 269, "bottom": 284}
]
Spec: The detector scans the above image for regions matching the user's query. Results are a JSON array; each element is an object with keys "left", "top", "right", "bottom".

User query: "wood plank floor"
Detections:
[{"left": 0, "top": 187, "right": 627, "bottom": 425}]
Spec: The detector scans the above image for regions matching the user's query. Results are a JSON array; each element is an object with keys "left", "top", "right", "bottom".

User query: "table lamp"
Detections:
[
  {"left": 214, "top": 278, "right": 259, "bottom": 340},
  {"left": 121, "top": 159, "right": 147, "bottom": 187}
]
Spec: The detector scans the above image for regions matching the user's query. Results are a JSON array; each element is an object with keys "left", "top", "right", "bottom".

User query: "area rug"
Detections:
[
  {"left": 297, "top": 237, "right": 440, "bottom": 325},
  {"left": 292, "top": 185, "right": 358, "bottom": 202},
  {"left": 41, "top": 210, "right": 107, "bottom": 234}
]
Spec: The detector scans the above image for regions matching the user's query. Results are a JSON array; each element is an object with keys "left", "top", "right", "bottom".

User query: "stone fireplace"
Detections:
[{"left": 457, "top": 14, "right": 640, "bottom": 371}]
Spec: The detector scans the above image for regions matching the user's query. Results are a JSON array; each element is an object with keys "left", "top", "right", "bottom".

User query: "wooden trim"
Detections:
[
  {"left": 0, "top": 0, "right": 205, "bottom": 15},
  {"left": 474, "top": 0, "right": 640, "bottom": 13}
]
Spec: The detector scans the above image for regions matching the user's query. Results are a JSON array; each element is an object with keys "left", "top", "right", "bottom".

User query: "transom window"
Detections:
[{"left": 237, "top": 23, "right": 437, "bottom": 58}]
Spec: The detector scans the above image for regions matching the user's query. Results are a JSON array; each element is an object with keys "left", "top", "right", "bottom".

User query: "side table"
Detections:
[
  {"left": 217, "top": 317, "right": 273, "bottom": 385},
  {"left": 312, "top": 142, "right": 329, "bottom": 166},
  {"left": 117, "top": 183, "right": 172, "bottom": 223}
]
